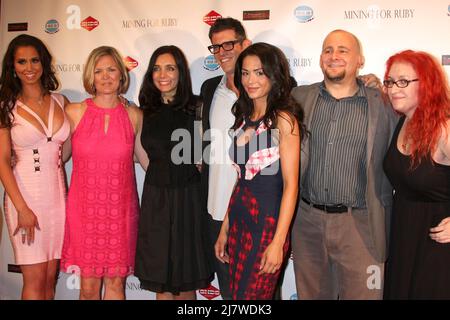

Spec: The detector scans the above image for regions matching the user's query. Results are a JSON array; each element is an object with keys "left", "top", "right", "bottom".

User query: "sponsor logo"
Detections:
[
  {"left": 45, "top": 19, "right": 60, "bottom": 34},
  {"left": 122, "top": 18, "right": 177, "bottom": 28},
  {"left": 81, "top": 16, "right": 99, "bottom": 31},
  {"left": 203, "top": 10, "right": 222, "bottom": 26},
  {"left": 287, "top": 57, "right": 313, "bottom": 68},
  {"left": 8, "top": 264, "right": 22, "bottom": 273},
  {"left": 198, "top": 284, "right": 221, "bottom": 300},
  {"left": 55, "top": 64, "right": 83, "bottom": 73},
  {"left": 442, "top": 55, "right": 450, "bottom": 66},
  {"left": 203, "top": 55, "right": 220, "bottom": 71},
  {"left": 243, "top": 10, "right": 270, "bottom": 21},
  {"left": 344, "top": 7, "right": 415, "bottom": 19},
  {"left": 8, "top": 22, "right": 28, "bottom": 32},
  {"left": 294, "top": 5, "right": 314, "bottom": 23},
  {"left": 290, "top": 293, "right": 298, "bottom": 300},
  {"left": 123, "top": 56, "right": 139, "bottom": 71}
]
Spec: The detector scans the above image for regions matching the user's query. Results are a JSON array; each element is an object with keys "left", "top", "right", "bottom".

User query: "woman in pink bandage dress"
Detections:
[
  {"left": 0, "top": 34, "right": 70, "bottom": 300},
  {"left": 60, "top": 46, "right": 148, "bottom": 300}
]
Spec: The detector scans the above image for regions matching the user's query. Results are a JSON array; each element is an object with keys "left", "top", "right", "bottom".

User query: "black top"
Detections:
[
  {"left": 383, "top": 116, "right": 450, "bottom": 203},
  {"left": 141, "top": 103, "right": 201, "bottom": 187}
]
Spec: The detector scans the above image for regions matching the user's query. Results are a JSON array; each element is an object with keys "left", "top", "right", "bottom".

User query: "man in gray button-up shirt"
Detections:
[{"left": 291, "top": 29, "right": 397, "bottom": 299}]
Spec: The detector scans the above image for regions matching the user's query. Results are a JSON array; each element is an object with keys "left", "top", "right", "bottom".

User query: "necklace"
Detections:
[
  {"left": 401, "top": 137, "right": 412, "bottom": 152},
  {"left": 21, "top": 93, "right": 45, "bottom": 106},
  {"left": 34, "top": 96, "right": 44, "bottom": 106},
  {"left": 400, "top": 117, "right": 412, "bottom": 152},
  {"left": 401, "top": 142, "right": 409, "bottom": 151}
]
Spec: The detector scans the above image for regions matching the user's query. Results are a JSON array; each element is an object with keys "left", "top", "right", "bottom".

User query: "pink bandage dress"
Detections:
[
  {"left": 4, "top": 93, "right": 69, "bottom": 265},
  {"left": 60, "top": 98, "right": 138, "bottom": 278}
]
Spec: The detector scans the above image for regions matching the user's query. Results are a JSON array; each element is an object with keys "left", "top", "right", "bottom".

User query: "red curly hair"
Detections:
[{"left": 384, "top": 50, "right": 450, "bottom": 167}]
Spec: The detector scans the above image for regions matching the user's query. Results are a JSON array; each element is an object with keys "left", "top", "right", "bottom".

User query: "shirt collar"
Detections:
[
  {"left": 319, "top": 78, "right": 366, "bottom": 100},
  {"left": 218, "top": 74, "right": 234, "bottom": 92},
  {"left": 219, "top": 74, "right": 227, "bottom": 87}
]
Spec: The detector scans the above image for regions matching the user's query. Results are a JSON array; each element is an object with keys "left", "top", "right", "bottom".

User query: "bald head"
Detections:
[
  {"left": 323, "top": 30, "right": 363, "bottom": 55},
  {"left": 320, "top": 29, "right": 365, "bottom": 83}
]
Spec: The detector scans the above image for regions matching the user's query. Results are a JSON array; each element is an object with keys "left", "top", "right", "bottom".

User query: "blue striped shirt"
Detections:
[{"left": 304, "top": 81, "right": 368, "bottom": 208}]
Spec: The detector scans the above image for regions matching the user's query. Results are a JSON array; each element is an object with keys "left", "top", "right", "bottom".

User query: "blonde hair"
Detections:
[{"left": 83, "top": 46, "right": 130, "bottom": 95}]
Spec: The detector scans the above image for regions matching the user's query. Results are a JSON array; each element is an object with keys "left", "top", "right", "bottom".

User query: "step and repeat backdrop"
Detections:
[{"left": 0, "top": 0, "right": 449, "bottom": 300}]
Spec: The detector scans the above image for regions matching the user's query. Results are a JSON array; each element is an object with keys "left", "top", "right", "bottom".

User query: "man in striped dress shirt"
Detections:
[{"left": 291, "top": 29, "right": 397, "bottom": 299}]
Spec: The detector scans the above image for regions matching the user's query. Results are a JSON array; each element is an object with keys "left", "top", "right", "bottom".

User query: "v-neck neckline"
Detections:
[{"left": 16, "top": 95, "right": 55, "bottom": 138}]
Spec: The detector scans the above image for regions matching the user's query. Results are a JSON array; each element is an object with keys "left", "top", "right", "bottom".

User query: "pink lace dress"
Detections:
[
  {"left": 4, "top": 93, "right": 69, "bottom": 265},
  {"left": 60, "top": 98, "right": 138, "bottom": 278}
]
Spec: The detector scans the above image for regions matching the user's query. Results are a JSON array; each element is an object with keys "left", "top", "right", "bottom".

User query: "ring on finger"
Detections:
[{"left": 20, "top": 228, "right": 27, "bottom": 236}]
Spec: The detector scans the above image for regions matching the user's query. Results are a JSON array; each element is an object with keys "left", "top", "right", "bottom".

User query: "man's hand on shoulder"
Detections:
[{"left": 359, "top": 73, "right": 382, "bottom": 90}]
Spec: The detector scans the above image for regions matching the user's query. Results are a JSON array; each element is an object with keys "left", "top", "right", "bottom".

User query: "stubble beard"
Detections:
[{"left": 325, "top": 69, "right": 346, "bottom": 82}]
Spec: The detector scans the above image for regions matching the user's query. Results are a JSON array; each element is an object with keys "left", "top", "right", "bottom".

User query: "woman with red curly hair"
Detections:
[{"left": 382, "top": 50, "right": 450, "bottom": 299}]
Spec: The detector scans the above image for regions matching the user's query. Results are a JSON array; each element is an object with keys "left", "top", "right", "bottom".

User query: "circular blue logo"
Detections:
[
  {"left": 294, "top": 5, "right": 314, "bottom": 23},
  {"left": 45, "top": 19, "right": 60, "bottom": 34},
  {"left": 290, "top": 293, "right": 298, "bottom": 300},
  {"left": 203, "top": 55, "right": 219, "bottom": 71}
]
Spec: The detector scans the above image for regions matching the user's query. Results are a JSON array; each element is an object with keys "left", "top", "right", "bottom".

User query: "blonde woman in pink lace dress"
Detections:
[
  {"left": 0, "top": 34, "right": 70, "bottom": 300},
  {"left": 60, "top": 46, "right": 148, "bottom": 300}
]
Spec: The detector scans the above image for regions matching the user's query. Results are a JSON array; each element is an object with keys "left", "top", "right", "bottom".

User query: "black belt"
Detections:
[{"left": 302, "top": 197, "right": 349, "bottom": 213}]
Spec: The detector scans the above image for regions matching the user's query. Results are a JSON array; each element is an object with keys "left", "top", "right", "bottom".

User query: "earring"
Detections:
[{"left": 13, "top": 71, "right": 17, "bottom": 78}]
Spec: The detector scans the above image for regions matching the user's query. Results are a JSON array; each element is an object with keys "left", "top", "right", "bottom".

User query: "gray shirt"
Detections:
[{"left": 304, "top": 81, "right": 368, "bottom": 208}]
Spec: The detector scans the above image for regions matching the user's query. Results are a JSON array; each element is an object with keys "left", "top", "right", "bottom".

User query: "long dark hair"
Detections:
[
  {"left": 232, "top": 42, "right": 305, "bottom": 138},
  {"left": 0, "top": 34, "right": 59, "bottom": 128},
  {"left": 138, "top": 45, "right": 197, "bottom": 116}
]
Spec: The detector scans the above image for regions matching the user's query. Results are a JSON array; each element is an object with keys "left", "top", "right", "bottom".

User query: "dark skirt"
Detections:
[
  {"left": 384, "top": 198, "right": 450, "bottom": 299},
  {"left": 134, "top": 181, "right": 213, "bottom": 294}
]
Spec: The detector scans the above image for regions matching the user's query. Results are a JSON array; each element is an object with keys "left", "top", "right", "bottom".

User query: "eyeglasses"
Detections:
[
  {"left": 383, "top": 78, "right": 419, "bottom": 88},
  {"left": 207, "top": 40, "right": 242, "bottom": 54}
]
